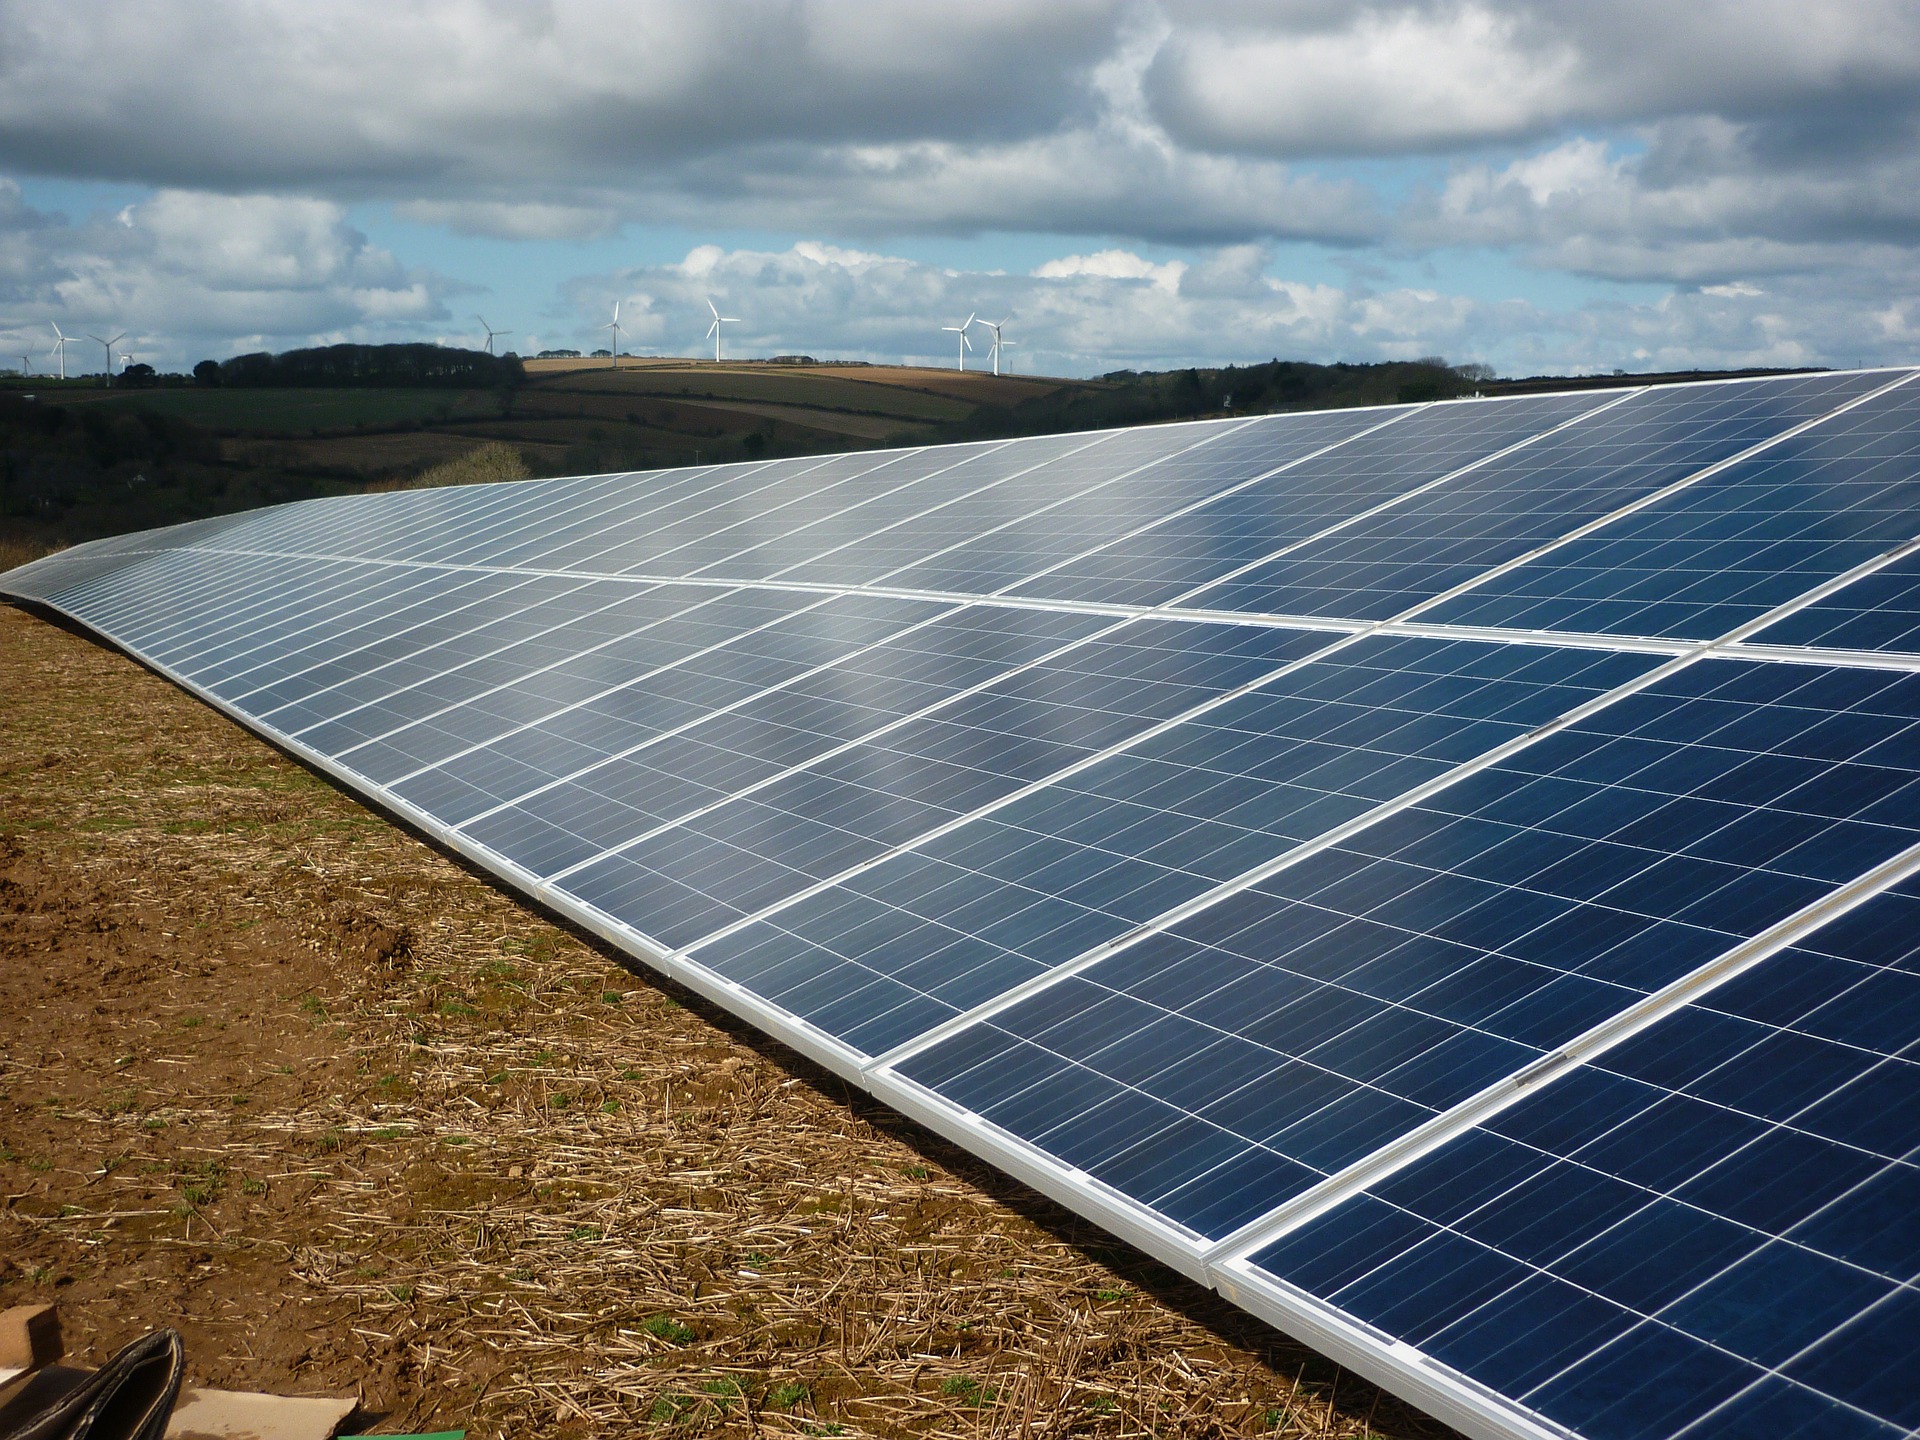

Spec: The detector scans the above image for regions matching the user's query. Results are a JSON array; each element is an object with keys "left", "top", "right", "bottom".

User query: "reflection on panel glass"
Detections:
[
  {"left": 1248, "top": 876, "right": 1920, "bottom": 1440},
  {"left": 901, "top": 658, "right": 1920, "bottom": 1241},
  {"left": 702, "top": 637, "right": 1656, "bottom": 1055},
  {"left": 1013, "top": 392, "right": 1610, "bottom": 608},
  {"left": 562, "top": 619, "right": 1331, "bottom": 954},
  {"left": 1747, "top": 549, "right": 1920, "bottom": 656},
  {"left": 1186, "top": 370, "right": 1899, "bottom": 624},
  {"left": 1424, "top": 374, "right": 1920, "bottom": 639}
]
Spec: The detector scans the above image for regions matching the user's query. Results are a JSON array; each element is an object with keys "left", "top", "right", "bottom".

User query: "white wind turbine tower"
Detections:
[
  {"left": 602, "top": 301, "right": 622, "bottom": 368},
  {"left": 942, "top": 312, "right": 976, "bottom": 371},
  {"left": 49, "top": 322, "right": 74, "bottom": 380},
  {"left": 980, "top": 317, "right": 1017, "bottom": 376},
  {"left": 705, "top": 298, "right": 738, "bottom": 363},
  {"left": 478, "top": 316, "right": 511, "bottom": 355},
  {"left": 17, "top": 350, "right": 31, "bottom": 377},
  {"left": 88, "top": 330, "right": 125, "bottom": 385}
]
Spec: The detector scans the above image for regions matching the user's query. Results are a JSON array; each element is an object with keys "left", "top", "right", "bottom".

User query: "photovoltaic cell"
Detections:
[
  {"left": 1424, "top": 374, "right": 1920, "bottom": 639},
  {"left": 1183, "top": 370, "right": 1897, "bottom": 624},
  {"left": 698, "top": 636, "right": 1658, "bottom": 1055},
  {"left": 1008, "top": 390, "right": 1613, "bottom": 608},
  {"left": 898, "top": 658, "right": 1920, "bottom": 1240},
  {"left": 1744, "top": 549, "right": 1920, "bottom": 656},
  {"left": 449, "top": 601, "right": 1117, "bottom": 871},
  {"left": 1243, "top": 876, "right": 1920, "bottom": 1440},
  {"left": 873, "top": 405, "right": 1409, "bottom": 598},
  {"left": 558, "top": 617, "right": 1330, "bottom": 954},
  {"left": 9, "top": 367, "right": 1920, "bottom": 1440}
]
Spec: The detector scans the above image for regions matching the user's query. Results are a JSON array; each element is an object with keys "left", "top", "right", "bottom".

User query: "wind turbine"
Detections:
[
  {"left": 602, "top": 301, "right": 621, "bottom": 368},
  {"left": 88, "top": 330, "right": 125, "bottom": 385},
  {"left": 980, "top": 317, "right": 1017, "bottom": 376},
  {"left": 49, "top": 323, "right": 74, "bottom": 380},
  {"left": 705, "top": 298, "right": 738, "bottom": 363},
  {"left": 17, "top": 350, "right": 30, "bottom": 378},
  {"left": 478, "top": 315, "right": 511, "bottom": 355},
  {"left": 942, "top": 312, "right": 976, "bottom": 371}
]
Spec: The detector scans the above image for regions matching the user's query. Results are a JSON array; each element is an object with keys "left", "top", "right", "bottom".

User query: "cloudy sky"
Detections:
[{"left": 3, "top": 0, "right": 1918, "bottom": 378}]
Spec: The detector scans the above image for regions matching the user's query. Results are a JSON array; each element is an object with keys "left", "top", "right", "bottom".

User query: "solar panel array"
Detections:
[{"left": 7, "top": 367, "right": 1920, "bottom": 1440}]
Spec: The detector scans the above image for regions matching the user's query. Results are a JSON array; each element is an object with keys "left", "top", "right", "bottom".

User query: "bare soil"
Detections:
[{"left": 0, "top": 603, "right": 1455, "bottom": 1440}]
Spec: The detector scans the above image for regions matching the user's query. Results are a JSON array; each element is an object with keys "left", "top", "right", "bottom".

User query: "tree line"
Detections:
[{"left": 206, "top": 343, "right": 523, "bottom": 389}]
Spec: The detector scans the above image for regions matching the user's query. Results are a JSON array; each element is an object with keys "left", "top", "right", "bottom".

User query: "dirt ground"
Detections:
[{"left": 0, "top": 601, "right": 1456, "bottom": 1440}]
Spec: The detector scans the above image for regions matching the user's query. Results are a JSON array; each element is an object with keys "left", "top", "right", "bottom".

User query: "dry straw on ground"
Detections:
[{"left": 0, "top": 603, "right": 1454, "bottom": 1440}]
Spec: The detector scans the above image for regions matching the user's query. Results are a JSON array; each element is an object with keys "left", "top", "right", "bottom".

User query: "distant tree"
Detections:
[
  {"left": 192, "top": 359, "right": 221, "bottom": 387},
  {"left": 216, "top": 342, "right": 521, "bottom": 390},
  {"left": 118, "top": 363, "right": 158, "bottom": 388}
]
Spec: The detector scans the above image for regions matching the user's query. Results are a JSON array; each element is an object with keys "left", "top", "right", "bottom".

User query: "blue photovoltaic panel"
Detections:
[
  {"left": 1425, "top": 374, "right": 1920, "bottom": 639},
  {"left": 1007, "top": 390, "right": 1612, "bottom": 608},
  {"left": 824, "top": 406, "right": 1403, "bottom": 598},
  {"left": 696, "top": 636, "right": 1658, "bottom": 1055},
  {"left": 443, "top": 601, "right": 1119, "bottom": 868},
  {"left": 9, "top": 368, "right": 1920, "bottom": 1440},
  {"left": 1244, "top": 876, "right": 1920, "bottom": 1440},
  {"left": 556, "top": 617, "right": 1330, "bottom": 954},
  {"left": 772, "top": 422, "right": 1307, "bottom": 590},
  {"left": 1745, "top": 549, "right": 1920, "bottom": 656},
  {"left": 898, "top": 657, "right": 1920, "bottom": 1240},
  {"left": 1183, "top": 370, "right": 1897, "bottom": 624}
]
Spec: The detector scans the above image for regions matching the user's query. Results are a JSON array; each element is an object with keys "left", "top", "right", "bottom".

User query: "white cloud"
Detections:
[
  {"left": 0, "top": 185, "right": 457, "bottom": 371},
  {"left": 554, "top": 238, "right": 1919, "bottom": 380},
  {"left": 2, "top": 4, "right": 1918, "bottom": 375},
  {"left": 1032, "top": 250, "right": 1186, "bottom": 287},
  {"left": 1147, "top": 1, "right": 1920, "bottom": 157}
]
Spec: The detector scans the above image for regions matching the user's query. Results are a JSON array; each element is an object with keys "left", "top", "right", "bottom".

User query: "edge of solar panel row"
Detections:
[{"left": 8, "top": 368, "right": 1920, "bottom": 1440}]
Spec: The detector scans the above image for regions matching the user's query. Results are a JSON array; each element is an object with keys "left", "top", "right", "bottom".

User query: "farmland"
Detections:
[{"left": 1, "top": 349, "right": 1711, "bottom": 557}]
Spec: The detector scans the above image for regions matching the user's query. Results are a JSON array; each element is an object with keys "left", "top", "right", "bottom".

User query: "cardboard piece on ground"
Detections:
[
  {"left": 0, "top": 1304, "right": 64, "bottom": 1407},
  {"left": 0, "top": 1303, "right": 63, "bottom": 1371},
  {"left": 163, "top": 1386, "right": 359, "bottom": 1440}
]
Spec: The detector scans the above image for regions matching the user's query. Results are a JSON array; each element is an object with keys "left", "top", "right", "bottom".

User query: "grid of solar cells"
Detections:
[
  {"left": 11, "top": 367, "right": 1920, "bottom": 1440},
  {"left": 693, "top": 637, "right": 1659, "bottom": 1056},
  {"left": 555, "top": 619, "right": 1331, "bottom": 956},
  {"left": 870, "top": 406, "right": 1411, "bottom": 597},
  {"left": 1742, "top": 549, "right": 1920, "bottom": 656},
  {"left": 338, "top": 589, "right": 930, "bottom": 795},
  {"left": 355, "top": 453, "right": 837, "bottom": 570},
  {"left": 759, "top": 421, "right": 1269, "bottom": 588},
  {"left": 1181, "top": 369, "right": 1899, "bottom": 624},
  {"left": 524, "top": 444, "right": 1018, "bottom": 577},
  {"left": 281, "top": 581, "right": 765, "bottom": 754},
  {"left": 1007, "top": 390, "right": 1614, "bottom": 608},
  {"left": 442, "top": 601, "right": 1119, "bottom": 869},
  {"left": 896, "top": 658, "right": 1920, "bottom": 1242},
  {"left": 551, "top": 443, "right": 1012, "bottom": 580},
  {"left": 1424, "top": 374, "right": 1920, "bottom": 639},
  {"left": 1242, "top": 874, "right": 1920, "bottom": 1440}
]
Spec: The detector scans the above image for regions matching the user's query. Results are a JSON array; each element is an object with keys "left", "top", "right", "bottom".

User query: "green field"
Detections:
[
  {"left": 61, "top": 387, "right": 499, "bottom": 433},
  {"left": 537, "top": 368, "right": 977, "bottom": 422}
]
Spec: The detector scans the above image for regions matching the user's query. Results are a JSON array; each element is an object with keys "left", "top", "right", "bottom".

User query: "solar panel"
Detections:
[
  {"left": 8, "top": 370, "right": 1920, "bottom": 1440},
  {"left": 1232, "top": 873, "right": 1920, "bottom": 1440}
]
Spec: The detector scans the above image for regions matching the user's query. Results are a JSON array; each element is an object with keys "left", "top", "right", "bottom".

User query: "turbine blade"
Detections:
[{"left": 708, "top": 298, "right": 721, "bottom": 319}]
